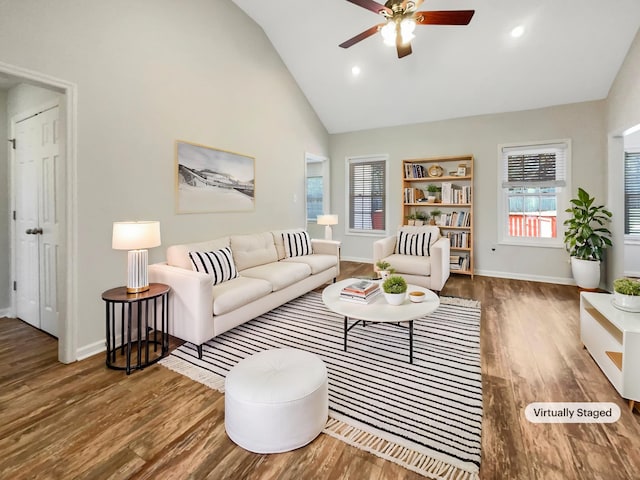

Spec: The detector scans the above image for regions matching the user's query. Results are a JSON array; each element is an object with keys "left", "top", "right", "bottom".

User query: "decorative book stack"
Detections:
[{"left": 340, "top": 280, "right": 381, "bottom": 304}]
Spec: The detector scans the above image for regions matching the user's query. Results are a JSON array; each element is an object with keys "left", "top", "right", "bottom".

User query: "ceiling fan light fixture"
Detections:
[
  {"left": 400, "top": 17, "right": 416, "bottom": 44},
  {"left": 381, "top": 21, "right": 397, "bottom": 46}
]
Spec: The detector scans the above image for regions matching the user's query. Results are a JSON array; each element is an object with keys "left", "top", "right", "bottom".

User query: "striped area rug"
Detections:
[{"left": 160, "top": 292, "right": 482, "bottom": 480}]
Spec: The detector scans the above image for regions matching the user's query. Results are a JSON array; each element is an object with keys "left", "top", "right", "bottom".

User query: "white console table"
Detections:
[{"left": 580, "top": 292, "right": 640, "bottom": 411}]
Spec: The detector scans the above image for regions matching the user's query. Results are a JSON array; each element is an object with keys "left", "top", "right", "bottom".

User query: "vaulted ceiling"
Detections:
[{"left": 231, "top": 0, "right": 640, "bottom": 134}]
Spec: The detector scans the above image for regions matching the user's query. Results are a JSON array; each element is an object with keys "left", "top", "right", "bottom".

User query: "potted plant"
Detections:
[
  {"left": 430, "top": 209, "right": 442, "bottom": 225},
  {"left": 406, "top": 212, "right": 417, "bottom": 226},
  {"left": 382, "top": 275, "right": 407, "bottom": 305},
  {"left": 415, "top": 211, "right": 429, "bottom": 226},
  {"left": 613, "top": 278, "right": 640, "bottom": 312},
  {"left": 563, "top": 187, "right": 612, "bottom": 289},
  {"left": 375, "top": 260, "right": 394, "bottom": 280},
  {"left": 425, "top": 184, "right": 440, "bottom": 203}
]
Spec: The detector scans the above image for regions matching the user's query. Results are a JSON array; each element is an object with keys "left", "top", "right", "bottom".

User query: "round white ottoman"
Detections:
[{"left": 224, "top": 348, "right": 328, "bottom": 454}]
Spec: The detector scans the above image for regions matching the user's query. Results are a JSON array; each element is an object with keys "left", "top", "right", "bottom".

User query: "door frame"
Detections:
[{"left": 2, "top": 60, "right": 78, "bottom": 364}]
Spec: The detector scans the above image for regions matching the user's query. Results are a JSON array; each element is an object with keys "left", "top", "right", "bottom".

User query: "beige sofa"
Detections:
[
  {"left": 149, "top": 229, "right": 340, "bottom": 357},
  {"left": 373, "top": 225, "right": 450, "bottom": 292}
]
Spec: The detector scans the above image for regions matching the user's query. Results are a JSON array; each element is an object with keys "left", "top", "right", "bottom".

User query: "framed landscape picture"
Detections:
[{"left": 175, "top": 140, "right": 255, "bottom": 214}]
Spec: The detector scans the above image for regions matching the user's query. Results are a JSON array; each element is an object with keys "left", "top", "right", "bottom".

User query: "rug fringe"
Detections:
[
  {"left": 323, "top": 417, "right": 479, "bottom": 480},
  {"left": 159, "top": 355, "right": 226, "bottom": 392},
  {"left": 440, "top": 296, "right": 481, "bottom": 309}
]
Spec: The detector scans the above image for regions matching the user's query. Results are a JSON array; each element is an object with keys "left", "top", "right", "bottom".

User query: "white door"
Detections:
[{"left": 14, "top": 105, "right": 60, "bottom": 337}]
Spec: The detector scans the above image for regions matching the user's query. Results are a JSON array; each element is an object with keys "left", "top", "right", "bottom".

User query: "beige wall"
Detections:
[
  {"left": 0, "top": 0, "right": 328, "bottom": 357},
  {"left": 607, "top": 27, "right": 640, "bottom": 285},
  {"left": 330, "top": 101, "right": 606, "bottom": 284}
]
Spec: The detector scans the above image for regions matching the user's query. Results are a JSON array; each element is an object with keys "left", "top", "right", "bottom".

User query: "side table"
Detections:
[{"left": 102, "top": 283, "right": 170, "bottom": 374}]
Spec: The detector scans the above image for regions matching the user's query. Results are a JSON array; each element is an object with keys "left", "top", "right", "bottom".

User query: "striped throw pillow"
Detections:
[
  {"left": 188, "top": 247, "right": 238, "bottom": 285},
  {"left": 396, "top": 231, "right": 431, "bottom": 256},
  {"left": 283, "top": 231, "right": 312, "bottom": 258}
]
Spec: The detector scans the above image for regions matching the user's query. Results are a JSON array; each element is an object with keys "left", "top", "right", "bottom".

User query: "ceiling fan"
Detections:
[{"left": 339, "top": 0, "right": 475, "bottom": 59}]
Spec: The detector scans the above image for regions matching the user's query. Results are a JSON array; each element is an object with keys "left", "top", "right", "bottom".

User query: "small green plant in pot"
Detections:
[
  {"left": 613, "top": 278, "right": 640, "bottom": 312},
  {"left": 415, "top": 211, "right": 429, "bottom": 226},
  {"left": 382, "top": 275, "right": 407, "bottom": 305},
  {"left": 430, "top": 209, "right": 442, "bottom": 225},
  {"left": 563, "top": 187, "right": 612, "bottom": 289},
  {"left": 375, "top": 260, "right": 394, "bottom": 279}
]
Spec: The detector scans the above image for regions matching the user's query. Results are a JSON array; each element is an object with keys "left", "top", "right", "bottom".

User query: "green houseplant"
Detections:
[
  {"left": 563, "top": 188, "right": 612, "bottom": 289},
  {"left": 425, "top": 184, "right": 440, "bottom": 203},
  {"left": 375, "top": 260, "right": 394, "bottom": 279},
  {"left": 415, "top": 211, "right": 429, "bottom": 225},
  {"left": 430, "top": 209, "right": 442, "bottom": 225},
  {"left": 382, "top": 275, "right": 407, "bottom": 305},
  {"left": 613, "top": 278, "right": 640, "bottom": 312}
]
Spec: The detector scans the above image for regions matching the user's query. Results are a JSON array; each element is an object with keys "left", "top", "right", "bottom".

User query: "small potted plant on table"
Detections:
[
  {"left": 382, "top": 275, "right": 407, "bottom": 306},
  {"left": 375, "top": 260, "right": 394, "bottom": 280},
  {"left": 613, "top": 277, "right": 640, "bottom": 312}
]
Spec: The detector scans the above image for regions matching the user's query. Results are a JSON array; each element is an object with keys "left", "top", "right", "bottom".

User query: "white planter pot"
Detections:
[
  {"left": 570, "top": 257, "right": 601, "bottom": 290},
  {"left": 613, "top": 292, "right": 640, "bottom": 312},
  {"left": 379, "top": 270, "right": 390, "bottom": 280},
  {"left": 384, "top": 292, "right": 406, "bottom": 306}
]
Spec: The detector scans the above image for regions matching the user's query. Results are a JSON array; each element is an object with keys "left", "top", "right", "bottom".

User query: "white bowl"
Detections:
[{"left": 409, "top": 291, "right": 426, "bottom": 303}]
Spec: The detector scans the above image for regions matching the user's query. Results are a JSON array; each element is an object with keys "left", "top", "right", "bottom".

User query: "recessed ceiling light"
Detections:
[
  {"left": 511, "top": 25, "right": 525, "bottom": 38},
  {"left": 351, "top": 65, "right": 361, "bottom": 77}
]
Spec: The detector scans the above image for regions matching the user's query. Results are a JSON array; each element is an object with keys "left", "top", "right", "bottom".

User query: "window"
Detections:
[
  {"left": 347, "top": 155, "right": 387, "bottom": 233},
  {"left": 625, "top": 149, "right": 640, "bottom": 236},
  {"left": 498, "top": 140, "right": 571, "bottom": 247},
  {"left": 305, "top": 153, "right": 330, "bottom": 223}
]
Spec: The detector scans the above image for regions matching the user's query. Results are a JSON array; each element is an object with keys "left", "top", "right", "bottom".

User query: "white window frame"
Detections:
[
  {"left": 305, "top": 153, "right": 330, "bottom": 224},
  {"left": 497, "top": 139, "right": 572, "bottom": 248},
  {"left": 345, "top": 154, "right": 389, "bottom": 236},
  {"left": 624, "top": 147, "right": 640, "bottom": 239}
]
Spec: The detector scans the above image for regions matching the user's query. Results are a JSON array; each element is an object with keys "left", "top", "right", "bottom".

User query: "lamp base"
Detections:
[
  {"left": 324, "top": 225, "right": 333, "bottom": 241},
  {"left": 127, "top": 249, "right": 149, "bottom": 294}
]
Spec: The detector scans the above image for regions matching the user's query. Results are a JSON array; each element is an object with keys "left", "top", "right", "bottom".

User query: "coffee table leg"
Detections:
[{"left": 409, "top": 320, "right": 414, "bottom": 364}]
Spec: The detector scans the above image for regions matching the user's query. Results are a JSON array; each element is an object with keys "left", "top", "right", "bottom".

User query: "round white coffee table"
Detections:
[{"left": 322, "top": 278, "right": 440, "bottom": 363}]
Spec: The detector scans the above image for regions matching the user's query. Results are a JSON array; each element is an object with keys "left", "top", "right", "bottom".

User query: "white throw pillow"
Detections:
[
  {"left": 396, "top": 231, "right": 432, "bottom": 256},
  {"left": 282, "top": 231, "right": 312, "bottom": 258},
  {"left": 189, "top": 247, "right": 238, "bottom": 285}
]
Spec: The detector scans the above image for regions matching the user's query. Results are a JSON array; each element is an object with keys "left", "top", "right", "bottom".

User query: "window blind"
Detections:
[
  {"left": 502, "top": 143, "right": 568, "bottom": 188},
  {"left": 349, "top": 158, "right": 386, "bottom": 230},
  {"left": 625, "top": 150, "right": 640, "bottom": 235}
]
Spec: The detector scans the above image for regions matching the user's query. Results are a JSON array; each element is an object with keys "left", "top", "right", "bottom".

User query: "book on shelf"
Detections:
[
  {"left": 447, "top": 231, "right": 471, "bottom": 248},
  {"left": 441, "top": 211, "right": 471, "bottom": 228},
  {"left": 404, "top": 163, "right": 427, "bottom": 179},
  {"left": 403, "top": 187, "right": 424, "bottom": 204},
  {"left": 440, "top": 183, "right": 471, "bottom": 204},
  {"left": 450, "top": 253, "right": 470, "bottom": 271}
]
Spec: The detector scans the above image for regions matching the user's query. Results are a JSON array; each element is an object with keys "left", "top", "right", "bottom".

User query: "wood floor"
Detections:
[{"left": 1, "top": 262, "right": 640, "bottom": 479}]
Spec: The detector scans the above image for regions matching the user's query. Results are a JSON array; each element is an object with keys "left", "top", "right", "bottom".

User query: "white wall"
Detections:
[
  {"left": 0, "top": 89, "right": 8, "bottom": 314},
  {"left": 330, "top": 100, "right": 606, "bottom": 284},
  {"left": 0, "top": 0, "right": 329, "bottom": 357},
  {"left": 607, "top": 28, "right": 640, "bottom": 284}
]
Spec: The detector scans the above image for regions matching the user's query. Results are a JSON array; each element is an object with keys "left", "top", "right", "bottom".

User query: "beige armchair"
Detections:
[{"left": 373, "top": 225, "right": 450, "bottom": 292}]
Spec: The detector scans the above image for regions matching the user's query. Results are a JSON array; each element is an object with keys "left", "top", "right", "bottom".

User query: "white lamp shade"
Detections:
[
  {"left": 112, "top": 221, "right": 161, "bottom": 250},
  {"left": 317, "top": 214, "right": 338, "bottom": 226}
]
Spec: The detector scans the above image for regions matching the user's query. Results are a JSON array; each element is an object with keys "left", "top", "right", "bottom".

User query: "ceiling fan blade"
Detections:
[
  {"left": 415, "top": 10, "right": 475, "bottom": 26},
  {"left": 344, "top": 0, "right": 392, "bottom": 16},
  {"left": 339, "top": 24, "right": 383, "bottom": 48},
  {"left": 396, "top": 41, "right": 412, "bottom": 58}
]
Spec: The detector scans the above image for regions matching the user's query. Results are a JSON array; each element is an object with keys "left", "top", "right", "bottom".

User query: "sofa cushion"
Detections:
[
  {"left": 189, "top": 247, "right": 238, "bottom": 285},
  {"left": 282, "top": 254, "right": 337, "bottom": 275},
  {"left": 272, "top": 228, "right": 306, "bottom": 260},
  {"left": 384, "top": 254, "right": 431, "bottom": 276},
  {"left": 240, "top": 262, "right": 311, "bottom": 292},
  {"left": 211, "top": 276, "right": 272, "bottom": 316},
  {"left": 396, "top": 231, "right": 432, "bottom": 256},
  {"left": 398, "top": 225, "right": 440, "bottom": 245},
  {"left": 167, "top": 237, "right": 230, "bottom": 270},
  {"left": 230, "top": 233, "right": 278, "bottom": 271},
  {"left": 282, "top": 231, "right": 312, "bottom": 258}
]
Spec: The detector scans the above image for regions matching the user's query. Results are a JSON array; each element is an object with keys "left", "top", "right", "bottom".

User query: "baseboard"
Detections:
[
  {"left": 76, "top": 340, "right": 105, "bottom": 361},
  {"left": 474, "top": 269, "right": 576, "bottom": 286},
  {"left": 341, "top": 255, "right": 373, "bottom": 264},
  {"left": 0, "top": 308, "right": 13, "bottom": 318}
]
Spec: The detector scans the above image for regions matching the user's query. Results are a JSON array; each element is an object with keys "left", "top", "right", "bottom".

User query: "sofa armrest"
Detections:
[
  {"left": 148, "top": 263, "right": 214, "bottom": 346},
  {"left": 429, "top": 237, "right": 451, "bottom": 291},
  {"left": 373, "top": 236, "right": 397, "bottom": 268},
  {"left": 311, "top": 239, "right": 341, "bottom": 277}
]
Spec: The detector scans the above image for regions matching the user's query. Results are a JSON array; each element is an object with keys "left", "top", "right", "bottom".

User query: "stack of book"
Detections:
[
  {"left": 340, "top": 280, "right": 381, "bottom": 304},
  {"left": 450, "top": 253, "right": 471, "bottom": 271}
]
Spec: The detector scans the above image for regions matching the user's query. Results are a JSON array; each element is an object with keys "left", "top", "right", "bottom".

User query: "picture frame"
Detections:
[
  {"left": 457, "top": 165, "right": 467, "bottom": 176},
  {"left": 175, "top": 140, "right": 255, "bottom": 214}
]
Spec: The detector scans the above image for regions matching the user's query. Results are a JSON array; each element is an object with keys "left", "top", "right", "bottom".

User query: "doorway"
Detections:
[{"left": 1, "top": 60, "right": 77, "bottom": 363}]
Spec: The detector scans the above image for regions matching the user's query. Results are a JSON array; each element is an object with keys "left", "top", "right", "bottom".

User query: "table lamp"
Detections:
[
  {"left": 112, "top": 221, "right": 161, "bottom": 293},
  {"left": 317, "top": 214, "right": 338, "bottom": 240}
]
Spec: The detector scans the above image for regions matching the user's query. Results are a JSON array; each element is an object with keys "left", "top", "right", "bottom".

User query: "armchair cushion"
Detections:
[
  {"left": 384, "top": 254, "right": 431, "bottom": 276},
  {"left": 396, "top": 231, "right": 432, "bottom": 256}
]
